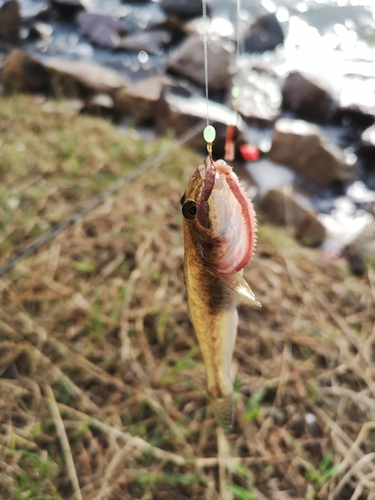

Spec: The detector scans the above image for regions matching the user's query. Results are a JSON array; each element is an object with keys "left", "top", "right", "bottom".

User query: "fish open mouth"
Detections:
[{"left": 197, "top": 157, "right": 257, "bottom": 274}]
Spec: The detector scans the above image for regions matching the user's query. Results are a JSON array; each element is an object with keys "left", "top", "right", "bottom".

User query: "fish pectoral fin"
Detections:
[
  {"left": 210, "top": 395, "right": 233, "bottom": 433},
  {"left": 207, "top": 268, "right": 262, "bottom": 308}
]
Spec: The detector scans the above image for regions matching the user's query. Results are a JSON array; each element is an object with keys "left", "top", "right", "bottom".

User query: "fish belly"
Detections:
[{"left": 187, "top": 277, "right": 238, "bottom": 432}]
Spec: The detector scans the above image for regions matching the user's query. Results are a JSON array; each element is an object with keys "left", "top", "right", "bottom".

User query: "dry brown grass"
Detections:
[{"left": 1, "top": 95, "right": 375, "bottom": 500}]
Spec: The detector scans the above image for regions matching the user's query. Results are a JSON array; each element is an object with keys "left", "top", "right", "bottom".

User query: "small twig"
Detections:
[
  {"left": 57, "top": 402, "right": 187, "bottom": 466},
  {"left": 335, "top": 421, "right": 375, "bottom": 480},
  {"left": 332, "top": 452, "right": 375, "bottom": 498},
  {"left": 44, "top": 384, "right": 83, "bottom": 500},
  {"left": 143, "top": 392, "right": 194, "bottom": 454},
  {"left": 274, "top": 342, "right": 292, "bottom": 407},
  {"left": 322, "top": 386, "right": 375, "bottom": 414},
  {"left": 314, "top": 292, "right": 362, "bottom": 353},
  {"left": 193, "top": 453, "right": 294, "bottom": 468}
]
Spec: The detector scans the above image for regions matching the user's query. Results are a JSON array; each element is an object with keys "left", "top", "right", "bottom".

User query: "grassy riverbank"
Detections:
[{"left": 0, "top": 95, "right": 374, "bottom": 500}]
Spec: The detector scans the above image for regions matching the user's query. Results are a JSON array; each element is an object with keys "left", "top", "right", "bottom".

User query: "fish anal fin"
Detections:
[
  {"left": 207, "top": 268, "right": 262, "bottom": 308},
  {"left": 210, "top": 395, "right": 233, "bottom": 433}
]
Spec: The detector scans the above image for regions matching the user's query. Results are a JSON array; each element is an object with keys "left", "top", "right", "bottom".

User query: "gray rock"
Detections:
[
  {"left": 52, "top": 0, "right": 87, "bottom": 7},
  {"left": 43, "top": 57, "right": 129, "bottom": 94},
  {"left": 115, "top": 75, "right": 174, "bottom": 123},
  {"left": 1, "top": 49, "right": 129, "bottom": 96},
  {"left": 344, "top": 220, "right": 375, "bottom": 275},
  {"left": 159, "top": 0, "right": 205, "bottom": 20},
  {"left": 155, "top": 89, "right": 244, "bottom": 152},
  {"left": 117, "top": 30, "right": 172, "bottom": 53},
  {"left": 76, "top": 12, "right": 128, "bottom": 49},
  {"left": 282, "top": 71, "right": 335, "bottom": 122},
  {"left": 235, "top": 67, "right": 281, "bottom": 124},
  {"left": 85, "top": 93, "right": 114, "bottom": 115},
  {"left": 258, "top": 187, "right": 326, "bottom": 246},
  {"left": 1, "top": 49, "right": 50, "bottom": 91},
  {"left": 0, "top": 0, "right": 21, "bottom": 43},
  {"left": 168, "top": 34, "right": 234, "bottom": 90},
  {"left": 244, "top": 13, "right": 284, "bottom": 53},
  {"left": 88, "top": 93, "right": 114, "bottom": 108},
  {"left": 268, "top": 118, "right": 356, "bottom": 186}
]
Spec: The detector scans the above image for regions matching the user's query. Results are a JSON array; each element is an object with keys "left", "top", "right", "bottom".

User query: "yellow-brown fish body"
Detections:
[
  {"left": 183, "top": 220, "right": 239, "bottom": 430},
  {"left": 182, "top": 156, "right": 259, "bottom": 431}
]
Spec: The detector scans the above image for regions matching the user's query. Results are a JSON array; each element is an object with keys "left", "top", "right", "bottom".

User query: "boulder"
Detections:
[
  {"left": 1, "top": 49, "right": 129, "bottom": 96},
  {"left": 52, "top": 0, "right": 87, "bottom": 7},
  {"left": 268, "top": 118, "right": 356, "bottom": 186},
  {"left": 168, "top": 34, "right": 234, "bottom": 90},
  {"left": 43, "top": 57, "right": 129, "bottom": 94},
  {"left": 85, "top": 93, "right": 114, "bottom": 114},
  {"left": 76, "top": 12, "right": 128, "bottom": 49},
  {"left": 343, "top": 220, "right": 375, "bottom": 275},
  {"left": 282, "top": 71, "right": 335, "bottom": 122},
  {"left": 244, "top": 13, "right": 284, "bottom": 53},
  {"left": 117, "top": 30, "right": 172, "bottom": 53},
  {"left": 88, "top": 93, "right": 113, "bottom": 108},
  {"left": 155, "top": 89, "right": 244, "bottom": 153},
  {"left": 235, "top": 67, "right": 281, "bottom": 124},
  {"left": 115, "top": 75, "right": 174, "bottom": 123},
  {"left": 1, "top": 49, "right": 50, "bottom": 91},
  {"left": 0, "top": 0, "right": 21, "bottom": 43},
  {"left": 159, "top": 0, "right": 205, "bottom": 20},
  {"left": 258, "top": 187, "right": 326, "bottom": 246}
]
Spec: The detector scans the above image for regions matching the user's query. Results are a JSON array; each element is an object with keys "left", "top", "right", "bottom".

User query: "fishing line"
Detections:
[
  {"left": 202, "top": 2, "right": 245, "bottom": 159},
  {"left": 202, "top": 0, "right": 210, "bottom": 127},
  {"left": 236, "top": 0, "right": 241, "bottom": 72},
  {"left": 202, "top": 0, "right": 243, "bottom": 161},
  {"left": 0, "top": 120, "right": 205, "bottom": 278},
  {"left": 202, "top": 0, "right": 216, "bottom": 159},
  {"left": 233, "top": 0, "right": 241, "bottom": 120}
]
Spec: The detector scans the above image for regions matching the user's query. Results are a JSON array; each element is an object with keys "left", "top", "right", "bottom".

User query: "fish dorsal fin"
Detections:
[{"left": 207, "top": 268, "right": 262, "bottom": 308}]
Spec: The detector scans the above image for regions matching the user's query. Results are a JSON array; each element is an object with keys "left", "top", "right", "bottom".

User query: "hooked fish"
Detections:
[{"left": 181, "top": 155, "right": 260, "bottom": 432}]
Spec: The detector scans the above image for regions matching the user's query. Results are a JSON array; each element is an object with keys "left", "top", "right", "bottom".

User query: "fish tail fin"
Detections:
[{"left": 210, "top": 395, "right": 233, "bottom": 433}]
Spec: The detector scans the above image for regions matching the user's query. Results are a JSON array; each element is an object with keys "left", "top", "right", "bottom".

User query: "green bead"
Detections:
[
  {"left": 203, "top": 125, "right": 216, "bottom": 143},
  {"left": 231, "top": 85, "right": 240, "bottom": 98}
]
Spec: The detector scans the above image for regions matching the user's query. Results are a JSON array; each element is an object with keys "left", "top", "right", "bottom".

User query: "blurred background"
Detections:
[
  {"left": 2, "top": 0, "right": 375, "bottom": 265},
  {"left": 1, "top": 1, "right": 375, "bottom": 499}
]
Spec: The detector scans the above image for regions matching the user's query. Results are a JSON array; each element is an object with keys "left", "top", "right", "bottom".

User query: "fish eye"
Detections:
[{"left": 182, "top": 200, "right": 197, "bottom": 220}]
